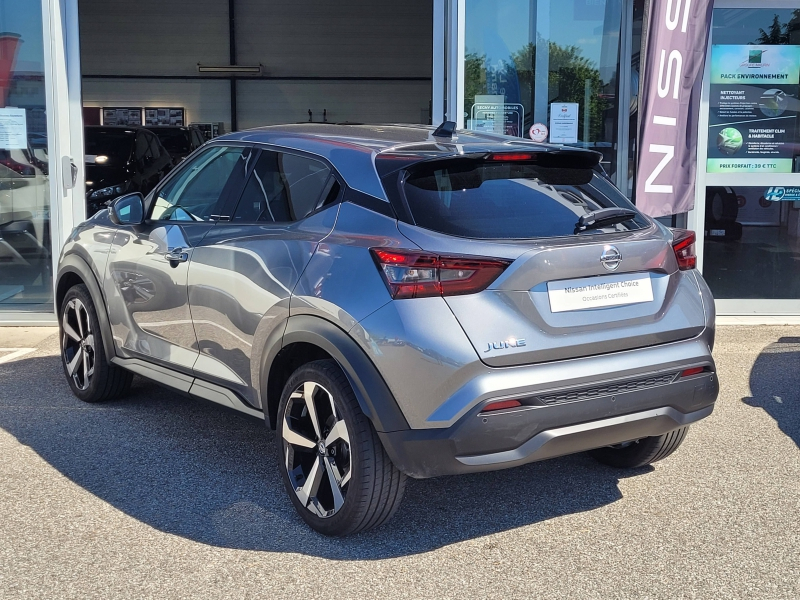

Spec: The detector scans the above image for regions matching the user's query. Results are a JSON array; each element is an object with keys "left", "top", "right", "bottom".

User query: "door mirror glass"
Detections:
[{"left": 109, "top": 193, "right": 145, "bottom": 225}]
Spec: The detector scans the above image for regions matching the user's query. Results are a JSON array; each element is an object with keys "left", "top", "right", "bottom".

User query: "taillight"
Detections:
[
  {"left": 370, "top": 248, "right": 510, "bottom": 299},
  {"left": 671, "top": 229, "right": 696, "bottom": 270}
]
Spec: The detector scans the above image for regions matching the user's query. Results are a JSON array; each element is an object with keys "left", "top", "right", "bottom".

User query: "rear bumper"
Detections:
[{"left": 378, "top": 367, "right": 718, "bottom": 478}]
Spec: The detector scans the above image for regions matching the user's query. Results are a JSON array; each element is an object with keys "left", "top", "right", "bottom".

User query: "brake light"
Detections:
[
  {"left": 489, "top": 152, "right": 536, "bottom": 161},
  {"left": 370, "top": 248, "right": 510, "bottom": 299},
  {"left": 671, "top": 229, "right": 696, "bottom": 270}
]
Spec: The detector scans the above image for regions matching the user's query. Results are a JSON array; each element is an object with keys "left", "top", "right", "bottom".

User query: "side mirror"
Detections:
[{"left": 109, "top": 193, "right": 145, "bottom": 225}]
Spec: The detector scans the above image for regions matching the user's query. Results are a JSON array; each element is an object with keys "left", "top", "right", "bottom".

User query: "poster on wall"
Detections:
[
  {"left": 549, "top": 103, "right": 579, "bottom": 144},
  {"left": 468, "top": 95, "right": 524, "bottom": 137},
  {"left": 707, "top": 45, "right": 800, "bottom": 174},
  {"left": 102, "top": 107, "right": 142, "bottom": 126},
  {"left": 145, "top": 108, "right": 185, "bottom": 127}
]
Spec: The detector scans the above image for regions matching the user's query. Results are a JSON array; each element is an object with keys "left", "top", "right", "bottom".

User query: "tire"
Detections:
[
  {"left": 60, "top": 284, "right": 132, "bottom": 402},
  {"left": 589, "top": 426, "right": 689, "bottom": 469},
  {"left": 276, "top": 359, "right": 406, "bottom": 536}
]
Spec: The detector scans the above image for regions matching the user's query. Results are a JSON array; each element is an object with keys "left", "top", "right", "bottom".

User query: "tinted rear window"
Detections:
[{"left": 400, "top": 159, "right": 649, "bottom": 239}]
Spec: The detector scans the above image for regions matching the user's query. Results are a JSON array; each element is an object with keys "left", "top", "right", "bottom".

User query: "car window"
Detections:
[
  {"left": 398, "top": 158, "right": 649, "bottom": 240},
  {"left": 134, "top": 132, "right": 151, "bottom": 162},
  {"left": 150, "top": 146, "right": 248, "bottom": 221},
  {"left": 147, "top": 132, "right": 162, "bottom": 159},
  {"left": 231, "top": 151, "right": 332, "bottom": 223}
]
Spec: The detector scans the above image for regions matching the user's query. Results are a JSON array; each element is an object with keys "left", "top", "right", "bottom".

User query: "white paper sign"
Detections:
[
  {"left": 547, "top": 272, "right": 654, "bottom": 313},
  {"left": 549, "top": 102, "right": 579, "bottom": 144},
  {"left": 0, "top": 108, "right": 28, "bottom": 150}
]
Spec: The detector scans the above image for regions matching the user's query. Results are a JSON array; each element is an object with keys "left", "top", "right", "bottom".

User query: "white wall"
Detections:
[
  {"left": 79, "top": 0, "right": 433, "bottom": 130},
  {"left": 82, "top": 79, "right": 233, "bottom": 133},
  {"left": 237, "top": 80, "right": 431, "bottom": 129}
]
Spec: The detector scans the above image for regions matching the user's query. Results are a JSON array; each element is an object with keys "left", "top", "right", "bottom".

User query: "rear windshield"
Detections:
[
  {"left": 84, "top": 130, "right": 135, "bottom": 163},
  {"left": 152, "top": 129, "right": 191, "bottom": 154},
  {"left": 400, "top": 159, "right": 649, "bottom": 240}
]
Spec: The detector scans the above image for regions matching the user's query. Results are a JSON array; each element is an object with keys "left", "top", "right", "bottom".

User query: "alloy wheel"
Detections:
[
  {"left": 61, "top": 298, "right": 95, "bottom": 391},
  {"left": 282, "top": 381, "right": 351, "bottom": 518}
]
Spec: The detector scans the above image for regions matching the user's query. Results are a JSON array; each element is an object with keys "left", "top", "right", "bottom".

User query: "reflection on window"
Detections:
[
  {"left": 464, "top": 0, "right": 622, "bottom": 178},
  {"left": 152, "top": 146, "right": 245, "bottom": 221}
]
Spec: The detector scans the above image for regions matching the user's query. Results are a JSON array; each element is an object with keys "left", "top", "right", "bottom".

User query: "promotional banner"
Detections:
[
  {"left": 636, "top": 0, "right": 714, "bottom": 217},
  {"left": 707, "top": 45, "right": 800, "bottom": 174}
]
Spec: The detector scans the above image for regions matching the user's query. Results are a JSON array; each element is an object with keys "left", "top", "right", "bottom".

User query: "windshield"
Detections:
[
  {"left": 400, "top": 159, "right": 649, "bottom": 240},
  {"left": 151, "top": 129, "right": 190, "bottom": 155},
  {"left": 84, "top": 129, "right": 135, "bottom": 164}
]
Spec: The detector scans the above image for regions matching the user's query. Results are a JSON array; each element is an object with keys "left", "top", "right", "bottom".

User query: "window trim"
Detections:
[{"left": 223, "top": 145, "right": 345, "bottom": 226}]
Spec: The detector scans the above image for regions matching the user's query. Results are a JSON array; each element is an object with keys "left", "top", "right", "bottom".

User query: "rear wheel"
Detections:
[
  {"left": 277, "top": 359, "right": 406, "bottom": 536},
  {"left": 60, "top": 284, "right": 132, "bottom": 402},
  {"left": 590, "top": 426, "right": 689, "bottom": 469}
]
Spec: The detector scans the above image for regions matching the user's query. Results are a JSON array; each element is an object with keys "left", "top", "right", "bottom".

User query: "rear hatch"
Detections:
[{"left": 381, "top": 150, "right": 706, "bottom": 367}]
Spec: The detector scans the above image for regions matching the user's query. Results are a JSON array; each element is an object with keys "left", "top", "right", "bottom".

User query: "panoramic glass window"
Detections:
[
  {"left": 464, "top": 0, "right": 622, "bottom": 178},
  {"left": 702, "top": 9, "right": 800, "bottom": 301},
  {"left": 0, "top": 1, "right": 52, "bottom": 310}
]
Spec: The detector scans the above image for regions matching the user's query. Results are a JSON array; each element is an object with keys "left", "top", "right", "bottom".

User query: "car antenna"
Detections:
[{"left": 432, "top": 120, "right": 457, "bottom": 139}]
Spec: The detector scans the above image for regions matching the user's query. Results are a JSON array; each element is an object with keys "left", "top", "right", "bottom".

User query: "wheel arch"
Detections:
[
  {"left": 262, "top": 315, "right": 409, "bottom": 433},
  {"left": 56, "top": 255, "right": 117, "bottom": 363}
]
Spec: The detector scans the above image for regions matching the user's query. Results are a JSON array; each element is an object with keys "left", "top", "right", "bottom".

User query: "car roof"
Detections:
[
  {"left": 85, "top": 126, "right": 143, "bottom": 135},
  {"left": 218, "top": 123, "right": 597, "bottom": 157}
]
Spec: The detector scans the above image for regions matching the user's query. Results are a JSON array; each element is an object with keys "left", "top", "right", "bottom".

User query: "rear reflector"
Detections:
[
  {"left": 671, "top": 229, "right": 697, "bottom": 271},
  {"left": 481, "top": 400, "right": 522, "bottom": 413},
  {"left": 681, "top": 367, "right": 705, "bottom": 377},
  {"left": 370, "top": 248, "right": 510, "bottom": 299}
]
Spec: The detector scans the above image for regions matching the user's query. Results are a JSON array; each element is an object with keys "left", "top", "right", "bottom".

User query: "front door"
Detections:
[
  {"left": 692, "top": 1, "right": 800, "bottom": 315},
  {"left": 104, "top": 145, "right": 252, "bottom": 371},
  {"left": 188, "top": 148, "right": 341, "bottom": 405}
]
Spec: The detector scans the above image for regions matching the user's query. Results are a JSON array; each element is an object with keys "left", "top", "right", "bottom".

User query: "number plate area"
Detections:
[{"left": 546, "top": 272, "right": 654, "bottom": 313}]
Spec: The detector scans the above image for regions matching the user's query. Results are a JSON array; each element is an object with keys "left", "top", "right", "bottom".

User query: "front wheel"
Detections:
[
  {"left": 276, "top": 359, "right": 406, "bottom": 536},
  {"left": 590, "top": 426, "right": 689, "bottom": 469},
  {"left": 60, "top": 284, "right": 132, "bottom": 402}
]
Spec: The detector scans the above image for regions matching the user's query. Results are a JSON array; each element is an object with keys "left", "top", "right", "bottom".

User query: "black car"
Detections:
[
  {"left": 84, "top": 126, "right": 173, "bottom": 216},
  {"left": 146, "top": 125, "right": 206, "bottom": 165}
]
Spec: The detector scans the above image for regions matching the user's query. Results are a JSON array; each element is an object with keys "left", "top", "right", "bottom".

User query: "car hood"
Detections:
[{"left": 85, "top": 165, "right": 130, "bottom": 192}]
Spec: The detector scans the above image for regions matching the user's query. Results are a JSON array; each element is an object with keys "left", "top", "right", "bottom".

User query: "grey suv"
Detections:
[{"left": 56, "top": 123, "right": 719, "bottom": 536}]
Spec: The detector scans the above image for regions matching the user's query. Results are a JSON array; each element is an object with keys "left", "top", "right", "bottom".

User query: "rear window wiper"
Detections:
[{"left": 574, "top": 207, "right": 638, "bottom": 234}]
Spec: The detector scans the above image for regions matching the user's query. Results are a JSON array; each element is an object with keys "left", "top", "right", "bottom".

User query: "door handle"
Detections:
[{"left": 165, "top": 247, "right": 189, "bottom": 266}]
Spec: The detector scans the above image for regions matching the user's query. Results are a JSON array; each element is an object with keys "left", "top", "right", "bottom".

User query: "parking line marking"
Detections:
[{"left": 0, "top": 348, "right": 36, "bottom": 365}]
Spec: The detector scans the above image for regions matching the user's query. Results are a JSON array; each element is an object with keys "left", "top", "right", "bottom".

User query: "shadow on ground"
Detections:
[
  {"left": 0, "top": 350, "right": 648, "bottom": 559},
  {"left": 742, "top": 336, "right": 800, "bottom": 449}
]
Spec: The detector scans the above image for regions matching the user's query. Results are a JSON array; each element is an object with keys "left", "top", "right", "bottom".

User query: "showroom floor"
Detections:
[{"left": 0, "top": 327, "right": 798, "bottom": 598}]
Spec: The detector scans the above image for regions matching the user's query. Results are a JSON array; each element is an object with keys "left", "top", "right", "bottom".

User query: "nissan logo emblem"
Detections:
[{"left": 600, "top": 246, "right": 622, "bottom": 271}]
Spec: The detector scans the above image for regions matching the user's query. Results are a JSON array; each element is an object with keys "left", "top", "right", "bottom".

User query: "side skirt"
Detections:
[{"left": 110, "top": 357, "right": 264, "bottom": 419}]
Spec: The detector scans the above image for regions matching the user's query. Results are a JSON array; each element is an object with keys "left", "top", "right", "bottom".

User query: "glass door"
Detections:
[
  {"left": 0, "top": 1, "right": 52, "bottom": 311},
  {"left": 692, "top": 0, "right": 800, "bottom": 315}
]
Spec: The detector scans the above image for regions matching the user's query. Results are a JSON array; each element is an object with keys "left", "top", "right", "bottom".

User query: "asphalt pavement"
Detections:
[{"left": 0, "top": 327, "right": 798, "bottom": 599}]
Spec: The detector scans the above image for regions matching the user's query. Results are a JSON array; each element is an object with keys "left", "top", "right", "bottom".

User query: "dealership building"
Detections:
[{"left": 1, "top": 0, "right": 799, "bottom": 323}]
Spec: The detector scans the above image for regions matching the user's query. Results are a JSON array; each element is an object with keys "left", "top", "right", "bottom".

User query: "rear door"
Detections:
[
  {"left": 393, "top": 156, "right": 706, "bottom": 367},
  {"left": 104, "top": 145, "right": 252, "bottom": 373}
]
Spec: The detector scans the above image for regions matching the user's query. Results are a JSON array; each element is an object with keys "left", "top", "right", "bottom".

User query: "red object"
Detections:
[
  {"left": 671, "top": 229, "right": 696, "bottom": 270},
  {"left": 0, "top": 33, "right": 22, "bottom": 107},
  {"left": 481, "top": 400, "right": 522, "bottom": 412},
  {"left": 489, "top": 153, "right": 536, "bottom": 161},
  {"left": 371, "top": 248, "right": 510, "bottom": 299},
  {"left": 681, "top": 367, "right": 705, "bottom": 378}
]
